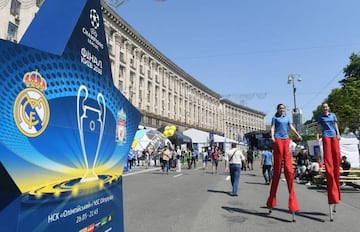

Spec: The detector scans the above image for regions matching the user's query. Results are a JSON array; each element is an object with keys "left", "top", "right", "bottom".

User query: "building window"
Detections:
[
  {"left": 7, "top": 22, "right": 18, "bottom": 42},
  {"left": 118, "top": 65, "right": 125, "bottom": 78},
  {"left": 154, "top": 86, "right": 159, "bottom": 108},
  {"left": 147, "top": 82, "right": 151, "bottom": 103},
  {"left": 119, "top": 51, "right": 125, "bottom": 63},
  {"left": 168, "top": 93, "right": 171, "bottom": 110},
  {"left": 138, "top": 89, "right": 143, "bottom": 102},
  {"left": 130, "top": 72, "right": 135, "bottom": 93},
  {"left": 108, "top": 43, "right": 113, "bottom": 55},
  {"left": 36, "top": 0, "right": 45, "bottom": 7},
  {"left": 10, "top": 0, "right": 20, "bottom": 16},
  {"left": 118, "top": 80, "right": 123, "bottom": 92}
]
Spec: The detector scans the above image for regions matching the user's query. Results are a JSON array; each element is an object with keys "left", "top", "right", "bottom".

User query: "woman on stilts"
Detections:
[
  {"left": 316, "top": 103, "right": 341, "bottom": 222},
  {"left": 266, "top": 103, "right": 302, "bottom": 222}
]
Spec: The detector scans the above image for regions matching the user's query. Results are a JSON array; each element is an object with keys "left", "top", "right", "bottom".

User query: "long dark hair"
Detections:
[{"left": 274, "top": 103, "right": 285, "bottom": 117}]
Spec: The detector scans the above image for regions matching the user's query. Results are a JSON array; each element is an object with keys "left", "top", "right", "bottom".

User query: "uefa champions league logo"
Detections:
[{"left": 89, "top": 9, "right": 100, "bottom": 29}]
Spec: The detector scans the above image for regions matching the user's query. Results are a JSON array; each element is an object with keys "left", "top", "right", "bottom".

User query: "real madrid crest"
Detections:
[{"left": 13, "top": 70, "right": 50, "bottom": 137}]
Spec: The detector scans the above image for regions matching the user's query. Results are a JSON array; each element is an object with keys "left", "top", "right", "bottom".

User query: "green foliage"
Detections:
[
  {"left": 312, "top": 53, "right": 360, "bottom": 133},
  {"left": 301, "top": 134, "right": 316, "bottom": 143}
]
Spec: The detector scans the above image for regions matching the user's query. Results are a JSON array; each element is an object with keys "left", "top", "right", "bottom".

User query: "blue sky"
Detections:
[{"left": 113, "top": 0, "right": 360, "bottom": 124}]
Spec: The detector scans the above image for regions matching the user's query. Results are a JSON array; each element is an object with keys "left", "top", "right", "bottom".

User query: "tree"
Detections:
[{"left": 312, "top": 53, "right": 360, "bottom": 134}]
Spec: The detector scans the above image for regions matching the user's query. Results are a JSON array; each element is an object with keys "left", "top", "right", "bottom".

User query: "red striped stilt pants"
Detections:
[
  {"left": 267, "top": 138, "right": 299, "bottom": 212},
  {"left": 322, "top": 136, "right": 341, "bottom": 204}
]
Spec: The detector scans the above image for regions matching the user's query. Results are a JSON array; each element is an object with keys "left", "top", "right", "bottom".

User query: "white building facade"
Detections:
[{"left": 0, "top": 0, "right": 266, "bottom": 140}]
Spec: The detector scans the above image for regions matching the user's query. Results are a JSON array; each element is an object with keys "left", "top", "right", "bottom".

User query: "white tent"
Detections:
[
  {"left": 340, "top": 136, "right": 359, "bottom": 168},
  {"left": 183, "top": 128, "right": 212, "bottom": 152},
  {"left": 183, "top": 128, "right": 237, "bottom": 144},
  {"left": 214, "top": 134, "right": 226, "bottom": 143},
  {"left": 307, "top": 136, "right": 360, "bottom": 168},
  {"left": 183, "top": 128, "right": 241, "bottom": 153},
  {"left": 183, "top": 128, "right": 211, "bottom": 144}
]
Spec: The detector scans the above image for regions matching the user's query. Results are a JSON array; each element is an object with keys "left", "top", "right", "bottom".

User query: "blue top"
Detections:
[
  {"left": 317, "top": 112, "right": 338, "bottom": 137},
  {"left": 271, "top": 114, "right": 291, "bottom": 139},
  {"left": 192, "top": 150, "right": 198, "bottom": 158},
  {"left": 262, "top": 151, "right": 273, "bottom": 165}
]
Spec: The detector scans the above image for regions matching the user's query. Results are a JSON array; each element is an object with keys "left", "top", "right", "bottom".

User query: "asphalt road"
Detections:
[{"left": 123, "top": 160, "right": 360, "bottom": 232}]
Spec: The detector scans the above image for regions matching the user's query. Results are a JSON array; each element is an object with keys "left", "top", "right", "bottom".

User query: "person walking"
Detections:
[
  {"left": 190, "top": 148, "right": 197, "bottom": 169},
  {"left": 225, "top": 143, "right": 245, "bottom": 196},
  {"left": 185, "top": 147, "right": 192, "bottom": 169},
  {"left": 266, "top": 103, "right": 302, "bottom": 222},
  {"left": 211, "top": 146, "right": 220, "bottom": 174},
  {"left": 261, "top": 146, "right": 273, "bottom": 185},
  {"left": 316, "top": 102, "right": 341, "bottom": 221},
  {"left": 176, "top": 146, "right": 182, "bottom": 172},
  {"left": 247, "top": 148, "right": 254, "bottom": 171},
  {"left": 145, "top": 149, "right": 151, "bottom": 169},
  {"left": 161, "top": 145, "right": 171, "bottom": 174},
  {"left": 202, "top": 148, "right": 209, "bottom": 171}
]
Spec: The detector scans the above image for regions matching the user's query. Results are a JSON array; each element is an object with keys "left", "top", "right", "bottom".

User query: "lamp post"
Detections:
[{"left": 287, "top": 74, "right": 302, "bottom": 130}]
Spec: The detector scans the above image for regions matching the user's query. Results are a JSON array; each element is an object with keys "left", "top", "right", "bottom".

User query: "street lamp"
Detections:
[{"left": 287, "top": 74, "right": 302, "bottom": 130}]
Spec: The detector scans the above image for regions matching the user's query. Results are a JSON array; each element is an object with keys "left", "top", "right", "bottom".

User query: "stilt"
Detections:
[
  {"left": 292, "top": 212, "right": 296, "bottom": 222},
  {"left": 329, "top": 204, "right": 334, "bottom": 222},
  {"left": 333, "top": 204, "right": 336, "bottom": 213}
]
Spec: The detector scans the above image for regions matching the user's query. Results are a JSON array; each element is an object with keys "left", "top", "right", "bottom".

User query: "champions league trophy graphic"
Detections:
[
  {"left": 21, "top": 85, "right": 116, "bottom": 202},
  {"left": 77, "top": 85, "right": 106, "bottom": 182}
]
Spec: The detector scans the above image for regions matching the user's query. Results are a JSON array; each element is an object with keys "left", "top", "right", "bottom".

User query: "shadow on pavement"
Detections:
[
  {"left": 207, "top": 189, "right": 232, "bottom": 196},
  {"left": 222, "top": 206, "right": 292, "bottom": 223},
  {"left": 265, "top": 207, "right": 326, "bottom": 222},
  {"left": 222, "top": 206, "right": 327, "bottom": 223},
  {"left": 244, "top": 181, "right": 266, "bottom": 186}
]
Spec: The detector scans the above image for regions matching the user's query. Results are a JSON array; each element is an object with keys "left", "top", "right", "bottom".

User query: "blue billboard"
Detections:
[{"left": 0, "top": 0, "right": 141, "bottom": 231}]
